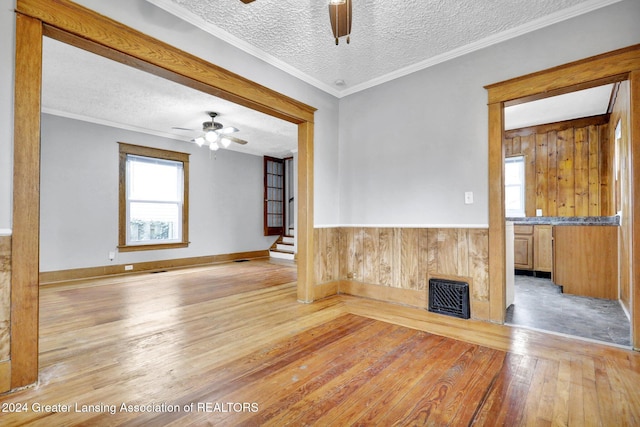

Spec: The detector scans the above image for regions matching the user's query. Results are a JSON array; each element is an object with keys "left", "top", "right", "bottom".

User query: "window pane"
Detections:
[
  {"left": 505, "top": 186, "right": 522, "bottom": 210},
  {"left": 505, "top": 156, "right": 525, "bottom": 216},
  {"left": 128, "top": 155, "right": 182, "bottom": 202},
  {"left": 505, "top": 158, "right": 523, "bottom": 185},
  {"left": 129, "top": 202, "right": 180, "bottom": 242}
]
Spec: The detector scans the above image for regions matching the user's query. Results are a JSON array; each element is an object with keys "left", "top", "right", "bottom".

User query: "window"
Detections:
[
  {"left": 505, "top": 156, "right": 525, "bottom": 217},
  {"left": 119, "top": 143, "right": 189, "bottom": 251}
]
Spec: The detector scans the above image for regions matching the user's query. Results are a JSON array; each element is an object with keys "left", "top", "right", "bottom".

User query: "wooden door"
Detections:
[{"left": 264, "top": 156, "right": 284, "bottom": 236}]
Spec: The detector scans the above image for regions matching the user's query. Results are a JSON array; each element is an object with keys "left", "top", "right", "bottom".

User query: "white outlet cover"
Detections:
[{"left": 464, "top": 191, "right": 474, "bottom": 204}]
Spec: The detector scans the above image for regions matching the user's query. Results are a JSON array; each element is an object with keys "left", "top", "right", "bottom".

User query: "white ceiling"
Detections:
[
  {"left": 41, "top": 0, "right": 622, "bottom": 156},
  {"left": 147, "top": 0, "right": 623, "bottom": 96},
  {"left": 504, "top": 84, "right": 614, "bottom": 130},
  {"left": 42, "top": 37, "right": 298, "bottom": 157}
]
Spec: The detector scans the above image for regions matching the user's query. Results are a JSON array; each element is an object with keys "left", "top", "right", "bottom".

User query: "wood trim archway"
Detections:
[
  {"left": 485, "top": 44, "right": 640, "bottom": 350},
  {"left": 11, "top": 0, "right": 316, "bottom": 389}
]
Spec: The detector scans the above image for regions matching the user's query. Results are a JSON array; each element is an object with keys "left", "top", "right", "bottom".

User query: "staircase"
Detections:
[{"left": 269, "top": 229, "right": 296, "bottom": 261}]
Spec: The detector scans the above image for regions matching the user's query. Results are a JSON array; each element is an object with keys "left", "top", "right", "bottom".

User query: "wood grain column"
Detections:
[
  {"left": 11, "top": 12, "right": 42, "bottom": 388},
  {"left": 297, "top": 121, "right": 315, "bottom": 303},
  {"left": 630, "top": 70, "right": 640, "bottom": 350},
  {"left": 488, "top": 102, "right": 505, "bottom": 323}
]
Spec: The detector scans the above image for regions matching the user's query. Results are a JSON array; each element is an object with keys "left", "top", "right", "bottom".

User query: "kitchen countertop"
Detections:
[{"left": 506, "top": 216, "right": 620, "bottom": 226}]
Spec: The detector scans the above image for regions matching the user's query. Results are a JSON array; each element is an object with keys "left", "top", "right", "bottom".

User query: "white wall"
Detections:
[
  {"left": 3, "top": 0, "right": 640, "bottom": 236},
  {"left": 0, "top": 0, "right": 340, "bottom": 235},
  {"left": 337, "top": 0, "right": 640, "bottom": 226},
  {"left": 40, "top": 114, "right": 276, "bottom": 271},
  {"left": 0, "top": 1, "right": 16, "bottom": 232},
  {"left": 67, "top": 0, "right": 342, "bottom": 226}
]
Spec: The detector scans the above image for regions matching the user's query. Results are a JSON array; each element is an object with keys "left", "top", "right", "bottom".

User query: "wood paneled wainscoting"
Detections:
[
  {"left": 0, "top": 234, "right": 10, "bottom": 393},
  {"left": 313, "top": 227, "right": 490, "bottom": 321}
]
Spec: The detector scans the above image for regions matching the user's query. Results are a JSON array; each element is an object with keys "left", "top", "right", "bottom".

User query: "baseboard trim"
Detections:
[
  {"left": 339, "top": 280, "right": 427, "bottom": 308},
  {"left": 314, "top": 280, "right": 427, "bottom": 309},
  {"left": 39, "top": 250, "right": 270, "bottom": 285}
]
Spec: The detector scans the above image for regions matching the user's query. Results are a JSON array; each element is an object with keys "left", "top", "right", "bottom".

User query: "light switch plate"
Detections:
[{"left": 464, "top": 191, "right": 473, "bottom": 204}]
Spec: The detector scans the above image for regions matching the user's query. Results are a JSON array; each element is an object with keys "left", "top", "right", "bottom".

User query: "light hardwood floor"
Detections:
[{"left": 1, "top": 259, "right": 638, "bottom": 425}]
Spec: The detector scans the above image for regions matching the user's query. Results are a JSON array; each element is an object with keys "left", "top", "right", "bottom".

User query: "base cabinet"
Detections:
[
  {"left": 514, "top": 224, "right": 551, "bottom": 273},
  {"left": 553, "top": 226, "right": 618, "bottom": 299}
]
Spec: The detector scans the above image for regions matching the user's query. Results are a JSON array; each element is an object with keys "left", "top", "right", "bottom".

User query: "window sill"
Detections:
[{"left": 118, "top": 242, "right": 189, "bottom": 252}]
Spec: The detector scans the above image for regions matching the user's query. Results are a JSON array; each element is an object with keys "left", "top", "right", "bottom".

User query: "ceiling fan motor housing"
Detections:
[{"left": 202, "top": 121, "right": 223, "bottom": 131}]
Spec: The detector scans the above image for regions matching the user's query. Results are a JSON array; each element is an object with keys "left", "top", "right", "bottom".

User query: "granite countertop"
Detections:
[{"left": 506, "top": 216, "right": 620, "bottom": 226}]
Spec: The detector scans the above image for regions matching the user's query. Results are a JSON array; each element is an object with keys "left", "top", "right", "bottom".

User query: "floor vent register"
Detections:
[{"left": 428, "top": 278, "right": 470, "bottom": 319}]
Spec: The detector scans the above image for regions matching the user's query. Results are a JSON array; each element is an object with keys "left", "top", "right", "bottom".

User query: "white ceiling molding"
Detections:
[
  {"left": 145, "top": 0, "right": 342, "bottom": 97},
  {"left": 42, "top": 107, "right": 190, "bottom": 143},
  {"left": 341, "top": 0, "right": 625, "bottom": 96},
  {"left": 146, "top": 0, "right": 624, "bottom": 98}
]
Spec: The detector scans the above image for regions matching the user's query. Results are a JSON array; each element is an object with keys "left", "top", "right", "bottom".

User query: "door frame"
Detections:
[
  {"left": 485, "top": 44, "right": 640, "bottom": 350},
  {"left": 264, "top": 156, "right": 285, "bottom": 236},
  {"left": 11, "top": 0, "right": 316, "bottom": 389}
]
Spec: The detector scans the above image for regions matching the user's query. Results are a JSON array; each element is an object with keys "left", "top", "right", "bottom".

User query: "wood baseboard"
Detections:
[
  {"left": 332, "top": 280, "right": 427, "bottom": 309},
  {"left": 39, "top": 250, "right": 270, "bottom": 285}
]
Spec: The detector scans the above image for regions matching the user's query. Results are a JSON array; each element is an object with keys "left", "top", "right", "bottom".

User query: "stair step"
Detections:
[
  {"left": 269, "top": 248, "right": 295, "bottom": 260},
  {"left": 281, "top": 236, "right": 295, "bottom": 245}
]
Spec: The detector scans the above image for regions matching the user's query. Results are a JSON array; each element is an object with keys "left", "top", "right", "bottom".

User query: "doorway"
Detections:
[
  {"left": 485, "top": 45, "right": 640, "bottom": 351},
  {"left": 501, "top": 82, "right": 632, "bottom": 346},
  {"left": 11, "top": 0, "right": 316, "bottom": 390}
]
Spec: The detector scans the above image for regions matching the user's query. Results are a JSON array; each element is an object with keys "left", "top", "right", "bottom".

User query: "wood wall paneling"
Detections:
[
  {"left": 504, "top": 116, "right": 611, "bottom": 217},
  {"left": 315, "top": 227, "right": 490, "bottom": 321},
  {"left": 0, "top": 236, "right": 11, "bottom": 368}
]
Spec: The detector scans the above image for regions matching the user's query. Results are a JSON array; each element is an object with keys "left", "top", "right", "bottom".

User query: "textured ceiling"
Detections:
[
  {"left": 147, "top": 0, "right": 618, "bottom": 95},
  {"left": 42, "top": 38, "right": 298, "bottom": 157},
  {"left": 42, "top": 1, "right": 621, "bottom": 156}
]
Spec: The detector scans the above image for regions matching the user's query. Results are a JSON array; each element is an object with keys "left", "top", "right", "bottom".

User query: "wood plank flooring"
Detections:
[{"left": 1, "top": 259, "right": 639, "bottom": 425}]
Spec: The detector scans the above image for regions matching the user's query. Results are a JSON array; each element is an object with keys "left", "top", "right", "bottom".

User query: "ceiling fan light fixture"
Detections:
[
  {"left": 209, "top": 141, "right": 220, "bottom": 151},
  {"left": 220, "top": 137, "right": 232, "bottom": 148},
  {"left": 204, "top": 129, "right": 218, "bottom": 143},
  {"left": 194, "top": 136, "right": 205, "bottom": 147}
]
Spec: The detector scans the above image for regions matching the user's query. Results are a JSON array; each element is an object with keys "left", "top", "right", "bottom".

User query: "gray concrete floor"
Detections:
[{"left": 505, "top": 274, "right": 631, "bottom": 346}]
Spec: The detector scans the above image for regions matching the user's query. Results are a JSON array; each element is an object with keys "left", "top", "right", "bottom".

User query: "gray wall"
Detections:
[
  {"left": 0, "top": 1, "right": 15, "bottom": 233},
  {"left": 40, "top": 113, "right": 275, "bottom": 271},
  {"left": 2, "top": 0, "right": 640, "bottom": 237},
  {"left": 337, "top": 0, "right": 640, "bottom": 226},
  {"left": 0, "top": 0, "right": 341, "bottom": 232}
]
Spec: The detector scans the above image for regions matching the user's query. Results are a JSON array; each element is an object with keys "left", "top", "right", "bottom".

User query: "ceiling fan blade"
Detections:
[
  {"left": 172, "top": 126, "right": 197, "bottom": 131},
  {"left": 227, "top": 136, "right": 248, "bottom": 145},
  {"left": 217, "top": 126, "right": 239, "bottom": 135}
]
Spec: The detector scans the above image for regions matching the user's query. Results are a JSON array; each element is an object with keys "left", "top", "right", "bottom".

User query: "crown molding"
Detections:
[
  {"left": 42, "top": 107, "right": 189, "bottom": 142},
  {"left": 146, "top": 0, "right": 624, "bottom": 99},
  {"left": 339, "top": 0, "right": 626, "bottom": 97},
  {"left": 145, "top": 0, "right": 342, "bottom": 97}
]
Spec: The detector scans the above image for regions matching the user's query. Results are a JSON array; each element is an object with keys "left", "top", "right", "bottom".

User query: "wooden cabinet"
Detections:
[
  {"left": 533, "top": 225, "right": 552, "bottom": 272},
  {"left": 513, "top": 225, "right": 533, "bottom": 270},
  {"left": 514, "top": 224, "right": 552, "bottom": 272},
  {"left": 553, "top": 226, "right": 618, "bottom": 299}
]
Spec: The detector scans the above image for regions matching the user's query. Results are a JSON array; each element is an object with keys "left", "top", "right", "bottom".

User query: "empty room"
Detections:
[{"left": 1, "top": 0, "right": 639, "bottom": 425}]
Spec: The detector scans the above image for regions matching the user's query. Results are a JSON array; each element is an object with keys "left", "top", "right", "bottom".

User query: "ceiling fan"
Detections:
[{"left": 173, "top": 112, "right": 248, "bottom": 151}]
